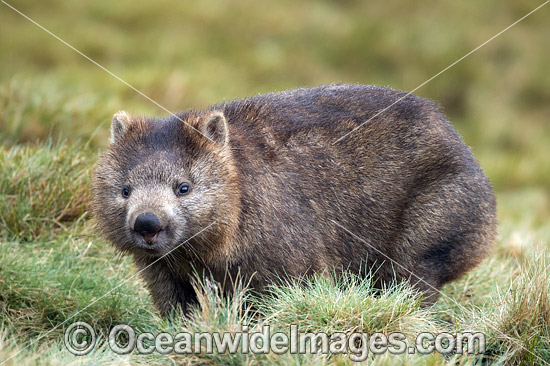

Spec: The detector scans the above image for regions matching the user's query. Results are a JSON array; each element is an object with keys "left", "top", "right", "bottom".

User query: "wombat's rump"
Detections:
[{"left": 91, "top": 84, "right": 496, "bottom": 315}]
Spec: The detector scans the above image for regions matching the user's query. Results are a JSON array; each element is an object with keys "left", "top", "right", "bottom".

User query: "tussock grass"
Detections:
[
  {"left": 0, "top": 235, "right": 154, "bottom": 342},
  {"left": 260, "top": 272, "right": 433, "bottom": 337},
  {"left": 479, "top": 254, "right": 550, "bottom": 365},
  {"left": 0, "top": 140, "right": 93, "bottom": 241}
]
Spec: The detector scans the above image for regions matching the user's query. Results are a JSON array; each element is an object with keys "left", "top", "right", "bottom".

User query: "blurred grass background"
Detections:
[
  {"left": 1, "top": 0, "right": 549, "bottom": 364},
  {"left": 1, "top": 1, "right": 549, "bottom": 192}
]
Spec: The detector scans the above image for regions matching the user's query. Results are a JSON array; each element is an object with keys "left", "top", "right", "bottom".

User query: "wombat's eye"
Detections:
[
  {"left": 176, "top": 183, "right": 191, "bottom": 196},
  {"left": 121, "top": 186, "right": 131, "bottom": 198}
]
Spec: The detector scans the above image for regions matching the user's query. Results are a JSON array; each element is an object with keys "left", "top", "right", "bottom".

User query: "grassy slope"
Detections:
[{"left": 1, "top": 0, "right": 549, "bottom": 364}]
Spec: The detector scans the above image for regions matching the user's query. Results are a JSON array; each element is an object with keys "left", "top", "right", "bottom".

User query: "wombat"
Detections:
[{"left": 91, "top": 84, "right": 497, "bottom": 315}]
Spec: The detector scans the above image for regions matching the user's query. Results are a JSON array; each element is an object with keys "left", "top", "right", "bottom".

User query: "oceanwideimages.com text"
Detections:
[{"left": 65, "top": 322, "right": 486, "bottom": 361}]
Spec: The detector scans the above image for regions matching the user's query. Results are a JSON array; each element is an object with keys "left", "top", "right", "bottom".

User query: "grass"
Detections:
[
  {"left": 0, "top": 141, "right": 92, "bottom": 240},
  {"left": 1, "top": 0, "right": 549, "bottom": 364}
]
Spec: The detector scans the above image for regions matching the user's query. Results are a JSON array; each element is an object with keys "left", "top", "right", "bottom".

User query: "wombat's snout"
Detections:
[{"left": 133, "top": 212, "right": 165, "bottom": 244}]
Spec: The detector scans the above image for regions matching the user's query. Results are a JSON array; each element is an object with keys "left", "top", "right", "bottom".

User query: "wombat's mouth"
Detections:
[
  {"left": 128, "top": 228, "right": 176, "bottom": 257},
  {"left": 132, "top": 242, "right": 171, "bottom": 257},
  {"left": 141, "top": 232, "right": 159, "bottom": 244}
]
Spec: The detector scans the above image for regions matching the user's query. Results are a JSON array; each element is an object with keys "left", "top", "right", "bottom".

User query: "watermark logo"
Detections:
[
  {"left": 64, "top": 322, "right": 97, "bottom": 356},
  {"left": 64, "top": 322, "right": 485, "bottom": 361}
]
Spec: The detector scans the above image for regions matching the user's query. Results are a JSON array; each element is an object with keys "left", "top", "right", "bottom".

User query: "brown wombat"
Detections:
[{"left": 91, "top": 84, "right": 496, "bottom": 315}]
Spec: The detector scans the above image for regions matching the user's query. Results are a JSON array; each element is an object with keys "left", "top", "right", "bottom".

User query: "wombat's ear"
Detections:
[
  {"left": 199, "top": 111, "right": 229, "bottom": 145},
  {"left": 110, "top": 111, "right": 131, "bottom": 144}
]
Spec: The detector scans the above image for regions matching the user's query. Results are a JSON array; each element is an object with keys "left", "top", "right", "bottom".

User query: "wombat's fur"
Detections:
[{"left": 91, "top": 84, "right": 496, "bottom": 315}]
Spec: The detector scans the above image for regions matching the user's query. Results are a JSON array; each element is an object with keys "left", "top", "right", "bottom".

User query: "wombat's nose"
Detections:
[{"left": 133, "top": 212, "right": 164, "bottom": 243}]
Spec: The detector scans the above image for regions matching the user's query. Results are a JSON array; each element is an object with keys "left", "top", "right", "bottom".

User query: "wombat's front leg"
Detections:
[{"left": 135, "top": 258, "right": 198, "bottom": 316}]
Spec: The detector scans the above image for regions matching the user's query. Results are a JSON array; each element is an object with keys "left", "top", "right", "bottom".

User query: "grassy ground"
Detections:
[{"left": 1, "top": 0, "right": 549, "bottom": 364}]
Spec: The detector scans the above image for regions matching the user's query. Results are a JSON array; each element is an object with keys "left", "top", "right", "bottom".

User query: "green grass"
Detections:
[
  {"left": 1, "top": 0, "right": 549, "bottom": 364},
  {"left": 0, "top": 141, "right": 93, "bottom": 240}
]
